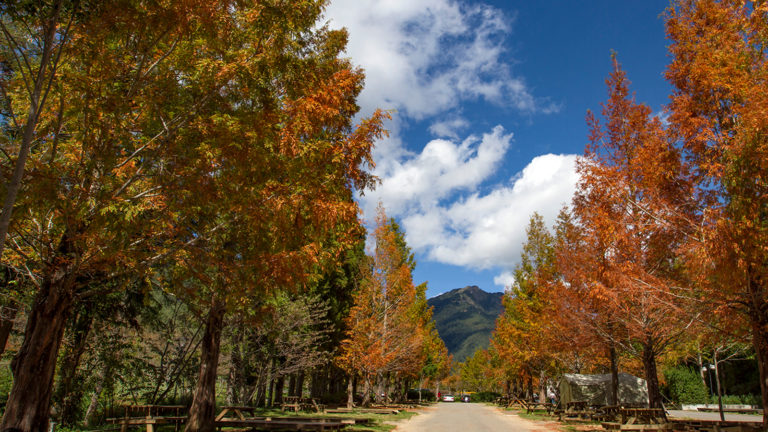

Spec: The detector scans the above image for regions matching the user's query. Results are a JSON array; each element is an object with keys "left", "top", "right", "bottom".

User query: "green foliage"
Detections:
[
  {"left": 471, "top": 391, "right": 501, "bottom": 402},
  {"left": 406, "top": 389, "right": 435, "bottom": 401},
  {"left": 663, "top": 366, "right": 709, "bottom": 404},
  {"left": 710, "top": 394, "right": 763, "bottom": 406}
]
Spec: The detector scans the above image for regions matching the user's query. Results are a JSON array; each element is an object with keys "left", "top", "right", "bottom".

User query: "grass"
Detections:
[
  {"left": 501, "top": 406, "right": 601, "bottom": 432},
  {"left": 59, "top": 405, "right": 423, "bottom": 432}
]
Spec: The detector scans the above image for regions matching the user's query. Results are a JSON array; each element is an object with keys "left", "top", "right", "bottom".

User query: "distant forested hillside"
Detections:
[{"left": 427, "top": 286, "right": 503, "bottom": 362}]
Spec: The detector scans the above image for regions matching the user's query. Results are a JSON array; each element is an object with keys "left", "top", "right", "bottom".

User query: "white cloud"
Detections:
[
  {"left": 360, "top": 127, "right": 579, "bottom": 288},
  {"left": 326, "top": 1, "right": 571, "bottom": 288},
  {"left": 429, "top": 117, "right": 470, "bottom": 140},
  {"left": 364, "top": 126, "right": 513, "bottom": 216},
  {"left": 324, "top": 0, "right": 555, "bottom": 120}
]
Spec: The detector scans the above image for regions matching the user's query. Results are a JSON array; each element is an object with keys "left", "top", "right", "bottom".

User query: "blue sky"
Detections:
[{"left": 325, "top": 1, "right": 671, "bottom": 298}]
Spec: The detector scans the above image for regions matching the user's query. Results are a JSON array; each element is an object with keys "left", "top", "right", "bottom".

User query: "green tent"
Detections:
[{"left": 558, "top": 372, "right": 648, "bottom": 406}]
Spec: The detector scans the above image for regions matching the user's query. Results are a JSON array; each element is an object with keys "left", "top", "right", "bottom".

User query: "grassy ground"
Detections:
[
  {"left": 64, "top": 406, "right": 420, "bottom": 432},
  {"left": 502, "top": 406, "right": 602, "bottom": 432}
]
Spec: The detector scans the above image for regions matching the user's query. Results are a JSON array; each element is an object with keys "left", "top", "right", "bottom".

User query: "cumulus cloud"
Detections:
[
  {"left": 325, "top": 1, "right": 572, "bottom": 288},
  {"left": 429, "top": 117, "right": 470, "bottom": 140},
  {"left": 360, "top": 127, "right": 579, "bottom": 288},
  {"left": 324, "top": 0, "right": 555, "bottom": 119}
]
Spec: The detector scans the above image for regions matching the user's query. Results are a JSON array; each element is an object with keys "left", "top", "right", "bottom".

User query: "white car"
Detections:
[{"left": 442, "top": 394, "right": 455, "bottom": 402}]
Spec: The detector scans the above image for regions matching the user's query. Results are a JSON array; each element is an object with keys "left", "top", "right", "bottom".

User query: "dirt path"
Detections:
[{"left": 393, "top": 403, "right": 560, "bottom": 432}]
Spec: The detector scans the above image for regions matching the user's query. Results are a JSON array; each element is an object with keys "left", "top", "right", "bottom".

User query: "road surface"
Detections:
[{"left": 394, "top": 403, "right": 557, "bottom": 432}]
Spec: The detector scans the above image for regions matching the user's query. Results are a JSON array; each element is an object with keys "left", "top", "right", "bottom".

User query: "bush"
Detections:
[
  {"left": 471, "top": 391, "right": 501, "bottom": 402},
  {"left": 710, "top": 394, "right": 762, "bottom": 406},
  {"left": 663, "top": 366, "right": 709, "bottom": 404},
  {"left": 406, "top": 389, "right": 435, "bottom": 401}
]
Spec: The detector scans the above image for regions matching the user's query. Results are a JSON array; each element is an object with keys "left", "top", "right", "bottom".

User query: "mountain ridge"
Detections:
[{"left": 427, "top": 285, "right": 504, "bottom": 362}]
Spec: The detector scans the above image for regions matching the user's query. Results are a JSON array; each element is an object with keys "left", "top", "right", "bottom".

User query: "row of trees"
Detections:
[
  {"left": 464, "top": 0, "right": 767, "bottom": 427},
  {"left": 338, "top": 207, "right": 452, "bottom": 406},
  {"left": 0, "top": 1, "right": 450, "bottom": 432}
]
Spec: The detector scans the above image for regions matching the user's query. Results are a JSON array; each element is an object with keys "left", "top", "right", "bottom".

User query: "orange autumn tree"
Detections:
[
  {"left": 665, "top": 0, "right": 768, "bottom": 424},
  {"left": 337, "top": 207, "right": 427, "bottom": 406},
  {"left": 0, "top": 1, "right": 387, "bottom": 431},
  {"left": 571, "top": 56, "right": 695, "bottom": 409},
  {"left": 0, "top": 3, "right": 232, "bottom": 430},
  {"left": 157, "top": 2, "right": 388, "bottom": 430}
]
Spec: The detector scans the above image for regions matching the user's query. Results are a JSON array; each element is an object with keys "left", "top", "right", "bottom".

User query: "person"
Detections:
[
  {"left": 438, "top": 391, "right": 442, "bottom": 400},
  {"left": 547, "top": 388, "right": 556, "bottom": 405}
]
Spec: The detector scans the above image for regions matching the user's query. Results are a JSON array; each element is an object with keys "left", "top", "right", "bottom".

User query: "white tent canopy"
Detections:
[{"left": 558, "top": 372, "right": 648, "bottom": 406}]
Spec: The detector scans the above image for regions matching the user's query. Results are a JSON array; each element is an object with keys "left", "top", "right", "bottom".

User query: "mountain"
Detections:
[{"left": 427, "top": 285, "right": 504, "bottom": 362}]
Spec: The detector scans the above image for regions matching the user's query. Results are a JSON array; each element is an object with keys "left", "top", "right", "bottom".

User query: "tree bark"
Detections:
[
  {"left": 749, "top": 297, "right": 768, "bottom": 428},
  {"left": 54, "top": 305, "right": 94, "bottom": 426},
  {"left": 361, "top": 376, "right": 371, "bottom": 406},
  {"left": 609, "top": 344, "right": 619, "bottom": 405},
  {"left": 641, "top": 339, "right": 663, "bottom": 410},
  {"left": 0, "top": 303, "right": 18, "bottom": 356},
  {"left": 83, "top": 365, "right": 108, "bottom": 427},
  {"left": 0, "top": 277, "right": 75, "bottom": 432},
  {"left": 226, "top": 324, "right": 243, "bottom": 405},
  {"left": 185, "top": 300, "right": 226, "bottom": 432},
  {"left": 713, "top": 352, "right": 724, "bottom": 422},
  {"left": 346, "top": 374, "right": 354, "bottom": 408}
]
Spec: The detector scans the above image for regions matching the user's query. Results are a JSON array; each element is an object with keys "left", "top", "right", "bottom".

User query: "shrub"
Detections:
[
  {"left": 663, "top": 366, "right": 709, "bottom": 404},
  {"left": 406, "top": 389, "right": 435, "bottom": 401},
  {"left": 471, "top": 391, "right": 501, "bottom": 402}
]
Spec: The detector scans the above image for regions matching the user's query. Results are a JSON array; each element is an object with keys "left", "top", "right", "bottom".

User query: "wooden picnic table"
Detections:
[
  {"left": 282, "top": 396, "right": 302, "bottom": 412},
  {"left": 602, "top": 408, "right": 669, "bottom": 431},
  {"left": 215, "top": 418, "right": 348, "bottom": 431},
  {"left": 558, "top": 401, "right": 592, "bottom": 420},
  {"left": 107, "top": 405, "right": 187, "bottom": 432},
  {"left": 524, "top": 401, "right": 555, "bottom": 415},
  {"left": 301, "top": 397, "right": 326, "bottom": 413},
  {"left": 215, "top": 405, "right": 258, "bottom": 421}
]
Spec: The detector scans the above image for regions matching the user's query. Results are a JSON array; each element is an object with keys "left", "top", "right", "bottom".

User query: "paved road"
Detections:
[{"left": 394, "top": 403, "right": 556, "bottom": 432}]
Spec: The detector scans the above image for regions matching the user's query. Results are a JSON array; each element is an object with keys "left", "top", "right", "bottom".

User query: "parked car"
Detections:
[{"left": 442, "top": 394, "right": 455, "bottom": 402}]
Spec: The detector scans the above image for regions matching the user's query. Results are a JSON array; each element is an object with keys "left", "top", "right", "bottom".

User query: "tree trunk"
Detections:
[
  {"left": 609, "top": 344, "right": 619, "bottom": 406},
  {"left": 641, "top": 340, "right": 663, "bottom": 410},
  {"left": 418, "top": 374, "right": 423, "bottom": 404},
  {"left": 294, "top": 372, "right": 305, "bottom": 398},
  {"left": 83, "top": 365, "right": 108, "bottom": 427},
  {"left": 361, "top": 376, "right": 371, "bottom": 406},
  {"left": 0, "top": 0, "right": 65, "bottom": 257},
  {"left": 346, "top": 374, "right": 354, "bottom": 408},
  {"left": 186, "top": 300, "right": 226, "bottom": 432},
  {"left": 0, "top": 277, "right": 75, "bottom": 432},
  {"left": 54, "top": 305, "right": 94, "bottom": 426},
  {"left": 0, "top": 302, "right": 18, "bottom": 356},
  {"left": 226, "top": 325, "right": 243, "bottom": 405},
  {"left": 288, "top": 375, "right": 297, "bottom": 397},
  {"left": 750, "top": 304, "right": 768, "bottom": 428},
  {"left": 274, "top": 376, "right": 284, "bottom": 405},
  {"left": 526, "top": 374, "right": 533, "bottom": 401},
  {"left": 713, "top": 352, "right": 724, "bottom": 422},
  {"left": 539, "top": 370, "right": 547, "bottom": 406}
]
